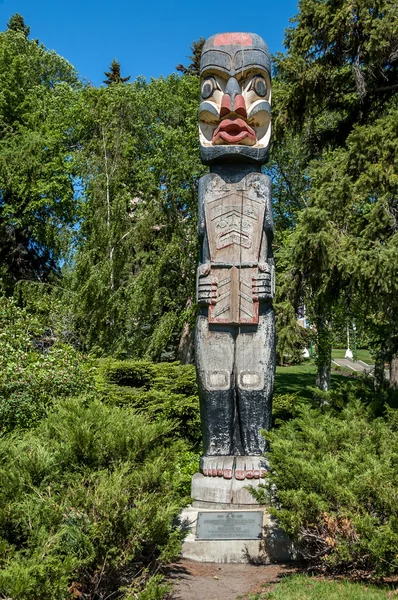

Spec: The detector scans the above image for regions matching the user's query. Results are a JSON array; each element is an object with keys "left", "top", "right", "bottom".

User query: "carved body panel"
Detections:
[
  {"left": 201, "top": 172, "right": 270, "bottom": 325},
  {"left": 205, "top": 184, "right": 265, "bottom": 265},
  {"left": 209, "top": 266, "right": 258, "bottom": 324}
]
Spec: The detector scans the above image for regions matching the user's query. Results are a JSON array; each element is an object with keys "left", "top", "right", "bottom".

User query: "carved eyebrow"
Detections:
[
  {"left": 236, "top": 69, "right": 269, "bottom": 82},
  {"left": 201, "top": 69, "right": 229, "bottom": 82},
  {"left": 200, "top": 50, "right": 232, "bottom": 74},
  {"left": 233, "top": 48, "right": 270, "bottom": 72}
]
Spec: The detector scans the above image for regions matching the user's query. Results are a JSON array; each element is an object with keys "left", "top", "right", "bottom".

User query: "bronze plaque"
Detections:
[{"left": 196, "top": 511, "right": 263, "bottom": 540}]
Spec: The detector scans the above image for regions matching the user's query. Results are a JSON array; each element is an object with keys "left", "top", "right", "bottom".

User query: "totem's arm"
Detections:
[
  {"left": 197, "top": 175, "right": 217, "bottom": 306},
  {"left": 253, "top": 174, "right": 275, "bottom": 302}
]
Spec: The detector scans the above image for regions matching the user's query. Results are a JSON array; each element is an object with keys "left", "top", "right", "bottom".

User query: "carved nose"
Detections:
[{"left": 220, "top": 76, "right": 247, "bottom": 118}]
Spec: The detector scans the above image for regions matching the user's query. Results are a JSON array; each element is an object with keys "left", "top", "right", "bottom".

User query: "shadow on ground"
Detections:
[
  {"left": 167, "top": 559, "right": 296, "bottom": 600},
  {"left": 275, "top": 362, "right": 350, "bottom": 400}
]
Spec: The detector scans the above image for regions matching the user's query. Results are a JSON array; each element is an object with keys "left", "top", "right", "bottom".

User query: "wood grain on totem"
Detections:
[
  {"left": 205, "top": 181, "right": 265, "bottom": 325},
  {"left": 208, "top": 266, "right": 259, "bottom": 324}
]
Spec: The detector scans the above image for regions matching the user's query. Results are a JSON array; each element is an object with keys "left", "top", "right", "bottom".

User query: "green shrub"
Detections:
[
  {"left": 98, "top": 360, "right": 201, "bottom": 447},
  {"left": 0, "top": 295, "right": 94, "bottom": 432},
  {"left": 309, "top": 375, "right": 398, "bottom": 415},
  {"left": 254, "top": 402, "right": 398, "bottom": 575},
  {"left": 0, "top": 397, "right": 193, "bottom": 599},
  {"left": 329, "top": 376, "right": 398, "bottom": 415},
  {"left": 272, "top": 393, "right": 303, "bottom": 425},
  {"left": 100, "top": 359, "right": 197, "bottom": 394}
]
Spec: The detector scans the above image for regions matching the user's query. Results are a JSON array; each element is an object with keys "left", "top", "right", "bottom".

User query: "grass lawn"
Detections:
[
  {"left": 332, "top": 348, "right": 374, "bottom": 364},
  {"left": 275, "top": 360, "right": 349, "bottom": 400},
  {"left": 248, "top": 575, "right": 395, "bottom": 600}
]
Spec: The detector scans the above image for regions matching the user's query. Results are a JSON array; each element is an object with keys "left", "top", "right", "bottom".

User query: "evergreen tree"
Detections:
[
  {"left": 176, "top": 37, "right": 205, "bottom": 76},
  {"left": 6, "top": 13, "right": 30, "bottom": 37},
  {"left": 103, "top": 58, "right": 130, "bottom": 85},
  {"left": 274, "top": 0, "right": 398, "bottom": 147},
  {"left": 273, "top": 0, "right": 398, "bottom": 388}
]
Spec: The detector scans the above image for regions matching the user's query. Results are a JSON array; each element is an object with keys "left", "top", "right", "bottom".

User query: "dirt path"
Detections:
[{"left": 168, "top": 559, "right": 294, "bottom": 600}]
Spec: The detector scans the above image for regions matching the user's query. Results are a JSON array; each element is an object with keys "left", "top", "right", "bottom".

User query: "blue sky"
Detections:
[{"left": 0, "top": 0, "right": 298, "bottom": 85}]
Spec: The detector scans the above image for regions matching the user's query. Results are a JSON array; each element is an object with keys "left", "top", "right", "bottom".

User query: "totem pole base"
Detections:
[
  {"left": 179, "top": 473, "right": 297, "bottom": 564},
  {"left": 191, "top": 471, "right": 263, "bottom": 505},
  {"left": 180, "top": 503, "right": 296, "bottom": 564}
]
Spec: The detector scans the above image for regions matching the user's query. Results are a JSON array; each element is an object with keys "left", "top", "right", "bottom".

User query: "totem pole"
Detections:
[{"left": 195, "top": 33, "right": 275, "bottom": 497}]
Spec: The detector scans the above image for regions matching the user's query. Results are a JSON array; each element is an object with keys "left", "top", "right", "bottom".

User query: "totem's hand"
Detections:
[
  {"left": 252, "top": 263, "right": 273, "bottom": 301},
  {"left": 197, "top": 264, "right": 218, "bottom": 306}
]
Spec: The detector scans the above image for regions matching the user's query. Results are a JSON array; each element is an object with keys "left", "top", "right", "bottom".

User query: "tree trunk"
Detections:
[
  {"left": 390, "top": 354, "right": 398, "bottom": 388},
  {"left": 178, "top": 322, "right": 194, "bottom": 364},
  {"left": 316, "top": 363, "right": 330, "bottom": 391},
  {"left": 315, "top": 313, "right": 332, "bottom": 391},
  {"left": 374, "top": 356, "right": 385, "bottom": 390},
  {"left": 178, "top": 298, "right": 194, "bottom": 365}
]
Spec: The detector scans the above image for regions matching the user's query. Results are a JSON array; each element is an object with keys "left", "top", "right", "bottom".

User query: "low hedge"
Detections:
[
  {"left": 97, "top": 360, "right": 201, "bottom": 447},
  {"left": 0, "top": 396, "right": 195, "bottom": 599},
  {"left": 253, "top": 401, "right": 398, "bottom": 576}
]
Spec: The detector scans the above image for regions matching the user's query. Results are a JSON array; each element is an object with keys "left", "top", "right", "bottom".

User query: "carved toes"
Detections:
[{"left": 200, "top": 456, "right": 269, "bottom": 480}]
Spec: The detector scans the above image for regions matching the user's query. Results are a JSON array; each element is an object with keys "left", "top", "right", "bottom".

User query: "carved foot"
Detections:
[
  {"left": 200, "top": 456, "right": 269, "bottom": 480},
  {"left": 200, "top": 456, "right": 234, "bottom": 479},
  {"left": 234, "top": 456, "right": 268, "bottom": 480}
]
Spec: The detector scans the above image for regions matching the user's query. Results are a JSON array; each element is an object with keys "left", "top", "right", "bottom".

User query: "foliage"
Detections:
[
  {"left": 272, "top": 393, "right": 304, "bottom": 426},
  {"left": 271, "top": 0, "right": 398, "bottom": 388},
  {"left": 0, "top": 397, "right": 192, "bottom": 599},
  {"left": 312, "top": 101, "right": 398, "bottom": 370},
  {"left": 249, "top": 574, "right": 394, "bottom": 600},
  {"left": 0, "top": 19, "right": 80, "bottom": 291},
  {"left": 0, "top": 294, "right": 93, "bottom": 433},
  {"left": 274, "top": 0, "right": 398, "bottom": 144},
  {"left": 275, "top": 300, "right": 310, "bottom": 366},
  {"left": 65, "top": 75, "right": 205, "bottom": 358},
  {"left": 312, "top": 374, "right": 398, "bottom": 416},
  {"left": 255, "top": 402, "right": 398, "bottom": 575},
  {"left": 98, "top": 359, "right": 201, "bottom": 447},
  {"left": 6, "top": 13, "right": 30, "bottom": 37}
]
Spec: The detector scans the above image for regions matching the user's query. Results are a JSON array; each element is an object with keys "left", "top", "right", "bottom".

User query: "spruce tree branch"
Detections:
[{"left": 371, "top": 83, "right": 398, "bottom": 93}]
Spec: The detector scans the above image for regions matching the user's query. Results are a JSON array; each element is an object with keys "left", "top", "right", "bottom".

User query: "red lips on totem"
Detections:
[{"left": 212, "top": 118, "right": 256, "bottom": 144}]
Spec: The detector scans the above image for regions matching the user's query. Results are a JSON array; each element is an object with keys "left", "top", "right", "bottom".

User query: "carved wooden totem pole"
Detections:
[{"left": 194, "top": 33, "right": 275, "bottom": 502}]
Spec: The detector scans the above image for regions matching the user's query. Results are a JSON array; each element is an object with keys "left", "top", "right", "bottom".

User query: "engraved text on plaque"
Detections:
[{"left": 196, "top": 511, "right": 263, "bottom": 540}]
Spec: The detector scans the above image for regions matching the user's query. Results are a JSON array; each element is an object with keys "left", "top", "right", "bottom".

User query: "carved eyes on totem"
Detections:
[
  {"left": 201, "top": 76, "right": 220, "bottom": 99},
  {"left": 249, "top": 75, "right": 267, "bottom": 97},
  {"left": 201, "top": 74, "right": 268, "bottom": 100}
]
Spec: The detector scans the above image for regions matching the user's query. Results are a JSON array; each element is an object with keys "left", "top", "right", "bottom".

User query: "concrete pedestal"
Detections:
[
  {"left": 180, "top": 504, "right": 296, "bottom": 564},
  {"left": 191, "top": 472, "right": 263, "bottom": 505},
  {"left": 179, "top": 472, "right": 297, "bottom": 563}
]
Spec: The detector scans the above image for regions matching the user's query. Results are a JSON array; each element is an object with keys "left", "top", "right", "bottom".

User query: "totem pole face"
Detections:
[{"left": 199, "top": 32, "right": 271, "bottom": 165}]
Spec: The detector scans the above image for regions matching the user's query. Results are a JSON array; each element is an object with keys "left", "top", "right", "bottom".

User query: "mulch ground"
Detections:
[{"left": 167, "top": 558, "right": 296, "bottom": 600}]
